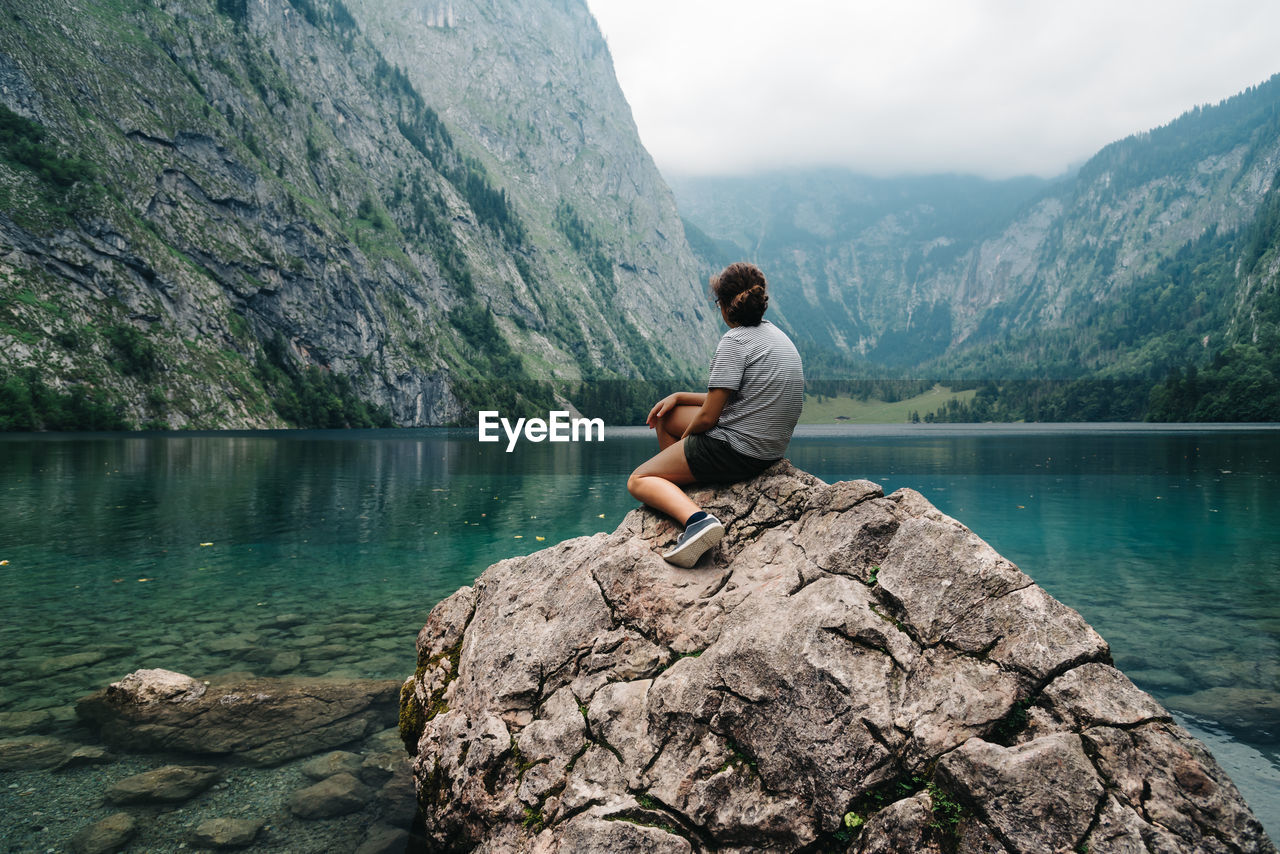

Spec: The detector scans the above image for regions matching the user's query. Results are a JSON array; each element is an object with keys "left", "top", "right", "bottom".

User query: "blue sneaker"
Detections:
[{"left": 661, "top": 514, "right": 724, "bottom": 568}]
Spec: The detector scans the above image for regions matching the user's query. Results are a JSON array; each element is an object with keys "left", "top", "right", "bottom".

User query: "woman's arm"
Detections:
[
  {"left": 680, "top": 387, "right": 732, "bottom": 438},
  {"left": 646, "top": 391, "right": 707, "bottom": 428}
]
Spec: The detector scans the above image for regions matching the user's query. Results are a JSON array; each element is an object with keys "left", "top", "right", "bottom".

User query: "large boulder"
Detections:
[
  {"left": 399, "top": 462, "right": 1276, "bottom": 853},
  {"left": 77, "top": 670, "right": 399, "bottom": 765}
]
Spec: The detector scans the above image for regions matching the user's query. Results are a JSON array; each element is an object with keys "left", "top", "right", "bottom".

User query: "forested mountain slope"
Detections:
[
  {"left": 676, "top": 75, "right": 1280, "bottom": 419},
  {"left": 671, "top": 170, "right": 1051, "bottom": 361},
  {"left": 0, "top": 0, "right": 716, "bottom": 429}
]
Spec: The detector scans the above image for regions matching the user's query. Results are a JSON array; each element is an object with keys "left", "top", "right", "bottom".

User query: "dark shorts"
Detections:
[{"left": 683, "top": 433, "right": 779, "bottom": 485}]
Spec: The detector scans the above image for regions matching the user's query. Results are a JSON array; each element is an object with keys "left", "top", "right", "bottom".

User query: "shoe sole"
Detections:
[{"left": 662, "top": 522, "right": 724, "bottom": 568}]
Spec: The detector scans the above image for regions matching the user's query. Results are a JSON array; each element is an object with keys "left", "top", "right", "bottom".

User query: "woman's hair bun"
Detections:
[{"left": 713, "top": 263, "right": 769, "bottom": 326}]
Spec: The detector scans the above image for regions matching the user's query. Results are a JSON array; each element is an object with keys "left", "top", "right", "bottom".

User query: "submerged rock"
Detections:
[
  {"left": 301, "top": 749, "right": 365, "bottom": 780},
  {"left": 266, "top": 650, "right": 303, "bottom": 674},
  {"left": 354, "top": 825, "right": 412, "bottom": 854},
  {"left": 0, "top": 734, "right": 73, "bottom": 770},
  {"left": 190, "top": 817, "right": 265, "bottom": 849},
  {"left": 69, "top": 812, "right": 136, "bottom": 854},
  {"left": 56, "top": 743, "right": 112, "bottom": 769},
  {"left": 288, "top": 771, "right": 374, "bottom": 819},
  {"left": 76, "top": 671, "right": 398, "bottom": 765},
  {"left": 104, "top": 764, "right": 221, "bottom": 804},
  {"left": 38, "top": 651, "right": 108, "bottom": 674},
  {"left": 0, "top": 708, "right": 56, "bottom": 736},
  {"left": 1165, "top": 686, "right": 1280, "bottom": 743},
  {"left": 400, "top": 462, "right": 1276, "bottom": 853}
]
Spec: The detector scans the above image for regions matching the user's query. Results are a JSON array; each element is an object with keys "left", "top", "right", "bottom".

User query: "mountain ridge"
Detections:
[
  {"left": 675, "top": 74, "right": 1280, "bottom": 407},
  {"left": 0, "top": 0, "right": 715, "bottom": 429}
]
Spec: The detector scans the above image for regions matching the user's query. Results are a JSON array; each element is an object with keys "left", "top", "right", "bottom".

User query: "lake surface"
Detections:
[{"left": 1, "top": 424, "right": 1277, "bottom": 849}]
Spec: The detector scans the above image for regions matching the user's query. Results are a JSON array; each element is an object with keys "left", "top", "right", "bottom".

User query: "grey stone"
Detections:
[
  {"left": 1080, "top": 795, "right": 1159, "bottom": 854},
  {"left": 55, "top": 744, "right": 112, "bottom": 769},
  {"left": 360, "top": 726, "right": 411, "bottom": 786},
  {"left": 354, "top": 825, "right": 412, "bottom": 854},
  {"left": 555, "top": 745, "right": 629, "bottom": 820},
  {"left": 953, "top": 821, "right": 1012, "bottom": 854},
  {"left": 103, "top": 668, "right": 208, "bottom": 704},
  {"left": 265, "top": 650, "right": 302, "bottom": 674},
  {"left": 0, "top": 708, "right": 54, "bottom": 735},
  {"left": 400, "top": 465, "right": 1277, "bottom": 854},
  {"left": 1164, "top": 686, "right": 1280, "bottom": 742},
  {"left": 1039, "top": 662, "right": 1170, "bottom": 730},
  {"left": 208, "top": 633, "right": 259, "bottom": 653},
  {"left": 850, "top": 792, "right": 946, "bottom": 854},
  {"left": 874, "top": 506, "right": 1109, "bottom": 680},
  {"left": 308, "top": 643, "right": 355, "bottom": 660},
  {"left": 69, "top": 812, "right": 136, "bottom": 854},
  {"left": 542, "top": 810, "right": 693, "bottom": 853},
  {"left": 77, "top": 671, "right": 398, "bottom": 765},
  {"left": 374, "top": 769, "right": 420, "bottom": 831},
  {"left": 359, "top": 749, "right": 405, "bottom": 786},
  {"left": 104, "top": 764, "right": 221, "bottom": 805},
  {"left": 289, "top": 771, "right": 374, "bottom": 819},
  {"left": 936, "top": 734, "right": 1103, "bottom": 853},
  {"left": 190, "top": 817, "right": 265, "bottom": 849},
  {"left": 300, "top": 749, "right": 364, "bottom": 780},
  {"left": 0, "top": 735, "right": 71, "bottom": 770},
  {"left": 365, "top": 726, "right": 407, "bottom": 753},
  {"left": 1081, "top": 723, "right": 1274, "bottom": 850}
]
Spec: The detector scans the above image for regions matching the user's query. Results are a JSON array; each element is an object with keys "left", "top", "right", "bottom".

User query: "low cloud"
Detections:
[{"left": 587, "top": 0, "right": 1280, "bottom": 178}]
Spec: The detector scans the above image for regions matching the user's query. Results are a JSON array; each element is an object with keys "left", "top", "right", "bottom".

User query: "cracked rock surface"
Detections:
[{"left": 400, "top": 462, "right": 1275, "bottom": 853}]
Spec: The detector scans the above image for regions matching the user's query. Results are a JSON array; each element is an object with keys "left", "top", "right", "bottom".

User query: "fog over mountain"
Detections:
[
  {"left": 589, "top": 0, "right": 1280, "bottom": 179},
  {"left": 675, "top": 75, "right": 1280, "bottom": 419}
]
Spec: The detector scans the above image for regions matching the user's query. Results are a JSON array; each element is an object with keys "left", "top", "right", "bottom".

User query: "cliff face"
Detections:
[
  {"left": 346, "top": 0, "right": 718, "bottom": 365},
  {"left": 400, "top": 464, "right": 1276, "bottom": 853},
  {"left": 0, "top": 0, "right": 715, "bottom": 428}
]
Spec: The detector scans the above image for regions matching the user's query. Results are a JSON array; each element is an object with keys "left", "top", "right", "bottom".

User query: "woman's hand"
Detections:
[{"left": 646, "top": 394, "right": 679, "bottom": 429}]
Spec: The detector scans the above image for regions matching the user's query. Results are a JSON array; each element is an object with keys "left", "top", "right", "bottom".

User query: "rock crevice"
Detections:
[{"left": 400, "top": 462, "right": 1276, "bottom": 853}]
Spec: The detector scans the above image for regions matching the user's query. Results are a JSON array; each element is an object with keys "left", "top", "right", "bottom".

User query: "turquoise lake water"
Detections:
[{"left": 1, "top": 424, "right": 1277, "bottom": 848}]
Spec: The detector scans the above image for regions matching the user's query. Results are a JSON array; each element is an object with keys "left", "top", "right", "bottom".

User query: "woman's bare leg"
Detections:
[
  {"left": 653, "top": 404, "right": 701, "bottom": 451},
  {"left": 627, "top": 439, "right": 701, "bottom": 523}
]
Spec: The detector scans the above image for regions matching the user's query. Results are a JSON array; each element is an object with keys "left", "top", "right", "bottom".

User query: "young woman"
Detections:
[{"left": 627, "top": 262, "right": 804, "bottom": 567}]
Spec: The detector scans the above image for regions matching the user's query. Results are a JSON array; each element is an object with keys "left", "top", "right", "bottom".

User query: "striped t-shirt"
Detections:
[{"left": 705, "top": 320, "right": 804, "bottom": 460}]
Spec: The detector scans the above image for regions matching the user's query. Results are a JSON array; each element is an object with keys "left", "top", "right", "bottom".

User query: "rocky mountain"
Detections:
[
  {"left": 675, "top": 74, "right": 1280, "bottom": 386},
  {"left": 399, "top": 463, "right": 1276, "bottom": 852},
  {"left": 0, "top": 0, "right": 717, "bottom": 429},
  {"left": 672, "top": 171, "right": 1051, "bottom": 362},
  {"left": 345, "top": 0, "right": 711, "bottom": 353}
]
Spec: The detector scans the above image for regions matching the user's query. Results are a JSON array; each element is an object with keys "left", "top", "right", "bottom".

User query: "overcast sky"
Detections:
[{"left": 584, "top": 1, "right": 1280, "bottom": 180}]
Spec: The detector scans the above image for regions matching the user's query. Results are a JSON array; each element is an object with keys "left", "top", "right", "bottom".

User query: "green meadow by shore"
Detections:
[{"left": 799, "top": 384, "right": 979, "bottom": 424}]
